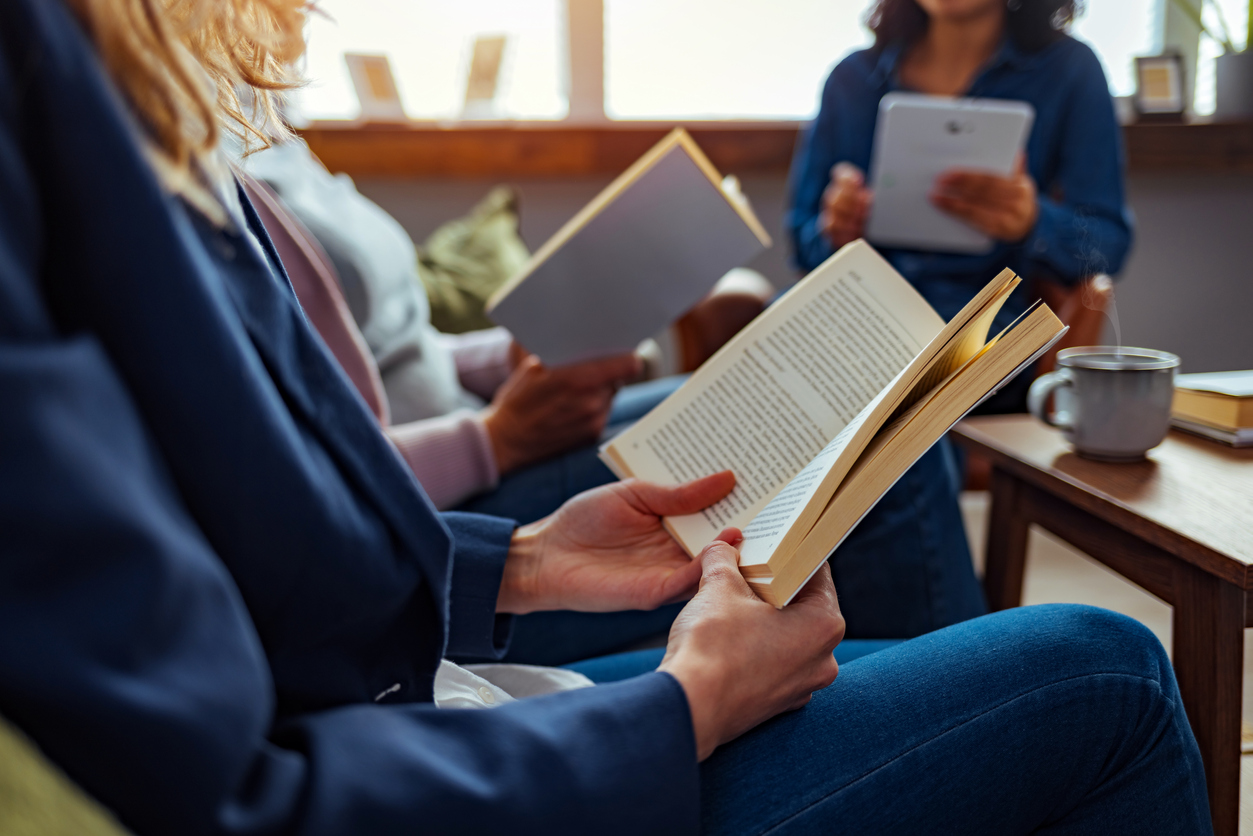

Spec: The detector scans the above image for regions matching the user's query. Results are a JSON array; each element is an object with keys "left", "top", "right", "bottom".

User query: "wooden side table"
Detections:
[{"left": 952, "top": 415, "right": 1253, "bottom": 836}]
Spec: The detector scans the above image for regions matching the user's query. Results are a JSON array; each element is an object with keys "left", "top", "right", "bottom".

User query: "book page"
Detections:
[
  {"left": 736, "top": 271, "right": 1018, "bottom": 571},
  {"left": 602, "top": 242, "right": 944, "bottom": 555},
  {"left": 738, "top": 384, "right": 894, "bottom": 568},
  {"left": 1175, "top": 370, "right": 1253, "bottom": 398},
  {"left": 767, "top": 304, "right": 1065, "bottom": 606}
]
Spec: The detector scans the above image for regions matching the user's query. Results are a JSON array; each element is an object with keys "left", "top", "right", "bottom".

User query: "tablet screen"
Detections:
[{"left": 865, "top": 93, "right": 1034, "bottom": 254}]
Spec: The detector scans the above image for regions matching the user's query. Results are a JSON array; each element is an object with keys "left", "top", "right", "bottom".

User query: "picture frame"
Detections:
[
  {"left": 462, "top": 35, "right": 508, "bottom": 119},
  {"left": 344, "top": 53, "right": 408, "bottom": 123},
  {"left": 1134, "top": 52, "right": 1187, "bottom": 121}
]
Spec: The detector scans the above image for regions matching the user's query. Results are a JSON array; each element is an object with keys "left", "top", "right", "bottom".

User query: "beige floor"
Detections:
[{"left": 960, "top": 492, "right": 1253, "bottom": 834}]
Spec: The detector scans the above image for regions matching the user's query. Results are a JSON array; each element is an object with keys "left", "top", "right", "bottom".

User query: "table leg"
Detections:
[
  {"left": 982, "top": 467, "right": 1030, "bottom": 611},
  {"left": 1172, "top": 559, "right": 1246, "bottom": 836}
]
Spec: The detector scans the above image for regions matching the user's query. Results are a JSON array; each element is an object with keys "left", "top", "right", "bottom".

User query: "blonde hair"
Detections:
[{"left": 64, "top": 0, "right": 308, "bottom": 218}]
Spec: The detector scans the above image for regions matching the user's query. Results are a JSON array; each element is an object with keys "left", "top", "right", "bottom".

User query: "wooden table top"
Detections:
[{"left": 953, "top": 415, "right": 1253, "bottom": 587}]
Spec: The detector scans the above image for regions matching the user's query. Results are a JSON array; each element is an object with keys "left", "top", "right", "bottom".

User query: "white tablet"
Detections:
[{"left": 864, "top": 92, "right": 1034, "bottom": 254}]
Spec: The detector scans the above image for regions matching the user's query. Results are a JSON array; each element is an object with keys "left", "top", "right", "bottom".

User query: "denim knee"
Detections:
[{"left": 1000, "top": 604, "right": 1173, "bottom": 693}]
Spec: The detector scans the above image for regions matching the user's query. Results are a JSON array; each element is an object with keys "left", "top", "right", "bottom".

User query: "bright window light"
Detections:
[
  {"left": 1193, "top": 0, "right": 1249, "bottom": 115},
  {"left": 604, "top": 0, "right": 874, "bottom": 120},
  {"left": 288, "top": 1, "right": 1168, "bottom": 122},
  {"left": 1070, "top": 0, "right": 1161, "bottom": 98},
  {"left": 289, "top": 0, "right": 567, "bottom": 122}
]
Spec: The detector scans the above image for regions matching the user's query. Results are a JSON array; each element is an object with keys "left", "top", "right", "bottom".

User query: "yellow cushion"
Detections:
[
  {"left": 0, "top": 715, "right": 132, "bottom": 836},
  {"left": 418, "top": 185, "right": 532, "bottom": 335}
]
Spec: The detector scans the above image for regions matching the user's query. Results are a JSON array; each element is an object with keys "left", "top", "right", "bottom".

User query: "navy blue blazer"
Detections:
[{"left": 0, "top": 2, "right": 697, "bottom": 833}]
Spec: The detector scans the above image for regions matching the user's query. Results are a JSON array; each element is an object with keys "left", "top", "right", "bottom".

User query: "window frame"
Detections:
[{"left": 294, "top": 0, "right": 1252, "bottom": 176}]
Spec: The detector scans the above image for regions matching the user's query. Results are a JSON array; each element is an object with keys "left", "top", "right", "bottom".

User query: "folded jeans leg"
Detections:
[
  {"left": 699, "top": 604, "right": 1211, "bottom": 836},
  {"left": 564, "top": 639, "right": 903, "bottom": 684}
]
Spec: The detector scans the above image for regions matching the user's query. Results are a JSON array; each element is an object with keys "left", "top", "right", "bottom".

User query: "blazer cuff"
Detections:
[{"left": 441, "top": 512, "right": 517, "bottom": 660}]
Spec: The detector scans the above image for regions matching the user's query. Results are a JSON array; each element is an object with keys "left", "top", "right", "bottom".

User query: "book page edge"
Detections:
[
  {"left": 772, "top": 307, "right": 1066, "bottom": 605},
  {"left": 674, "top": 130, "right": 773, "bottom": 247}
]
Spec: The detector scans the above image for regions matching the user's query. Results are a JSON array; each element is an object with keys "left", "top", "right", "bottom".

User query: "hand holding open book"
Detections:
[{"left": 601, "top": 241, "right": 1066, "bottom": 607}]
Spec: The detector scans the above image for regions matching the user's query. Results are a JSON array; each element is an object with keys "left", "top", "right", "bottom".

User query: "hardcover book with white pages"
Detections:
[{"left": 600, "top": 240, "right": 1067, "bottom": 607}]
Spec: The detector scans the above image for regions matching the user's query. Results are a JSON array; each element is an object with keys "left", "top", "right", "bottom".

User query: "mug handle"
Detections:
[{"left": 1027, "top": 369, "right": 1075, "bottom": 431}]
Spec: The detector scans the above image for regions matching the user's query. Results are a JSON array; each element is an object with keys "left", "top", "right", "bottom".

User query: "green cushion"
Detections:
[
  {"left": 417, "top": 185, "right": 532, "bottom": 334},
  {"left": 0, "top": 715, "right": 131, "bottom": 836}
]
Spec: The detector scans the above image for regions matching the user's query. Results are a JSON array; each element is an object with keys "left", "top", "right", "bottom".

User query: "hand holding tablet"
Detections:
[
  {"left": 818, "top": 162, "right": 873, "bottom": 251},
  {"left": 930, "top": 154, "right": 1039, "bottom": 243},
  {"left": 860, "top": 92, "right": 1036, "bottom": 254}
]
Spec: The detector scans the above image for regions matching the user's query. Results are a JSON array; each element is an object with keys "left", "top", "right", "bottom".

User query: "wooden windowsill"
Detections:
[
  {"left": 297, "top": 119, "right": 1253, "bottom": 179},
  {"left": 1121, "top": 120, "right": 1253, "bottom": 173}
]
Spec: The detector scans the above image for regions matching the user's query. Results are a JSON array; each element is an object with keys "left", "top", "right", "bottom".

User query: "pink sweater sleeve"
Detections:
[
  {"left": 385, "top": 410, "right": 499, "bottom": 511},
  {"left": 243, "top": 175, "right": 503, "bottom": 509},
  {"left": 240, "top": 174, "right": 391, "bottom": 425},
  {"left": 440, "top": 328, "right": 514, "bottom": 401}
]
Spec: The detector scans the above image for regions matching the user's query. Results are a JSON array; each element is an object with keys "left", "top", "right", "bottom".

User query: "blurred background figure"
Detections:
[{"left": 787, "top": 0, "right": 1133, "bottom": 415}]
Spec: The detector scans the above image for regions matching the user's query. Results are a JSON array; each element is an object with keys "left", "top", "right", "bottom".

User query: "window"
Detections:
[
  {"left": 288, "top": 0, "right": 1181, "bottom": 123},
  {"left": 604, "top": 0, "right": 873, "bottom": 120},
  {"left": 1192, "top": 0, "right": 1249, "bottom": 115},
  {"left": 289, "top": 0, "right": 567, "bottom": 122},
  {"left": 1070, "top": 0, "right": 1161, "bottom": 98},
  {"left": 605, "top": 0, "right": 1165, "bottom": 119}
]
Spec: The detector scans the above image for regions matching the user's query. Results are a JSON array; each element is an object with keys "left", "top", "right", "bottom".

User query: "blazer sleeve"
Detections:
[
  {"left": 440, "top": 511, "right": 517, "bottom": 660},
  {"left": 0, "top": 7, "right": 701, "bottom": 833},
  {"left": 1024, "top": 44, "right": 1134, "bottom": 283},
  {"left": 0, "top": 337, "right": 698, "bottom": 836}
]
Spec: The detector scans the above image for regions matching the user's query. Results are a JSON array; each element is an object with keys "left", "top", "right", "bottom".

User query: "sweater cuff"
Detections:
[
  {"left": 386, "top": 410, "right": 499, "bottom": 511},
  {"left": 441, "top": 327, "right": 514, "bottom": 400},
  {"left": 441, "top": 512, "right": 518, "bottom": 661}
]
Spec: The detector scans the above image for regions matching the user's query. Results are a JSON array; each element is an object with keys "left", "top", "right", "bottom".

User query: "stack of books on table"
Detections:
[{"left": 1171, "top": 370, "right": 1253, "bottom": 447}]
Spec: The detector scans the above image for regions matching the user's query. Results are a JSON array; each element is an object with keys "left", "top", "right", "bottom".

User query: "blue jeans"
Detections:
[{"left": 568, "top": 605, "right": 1213, "bottom": 835}]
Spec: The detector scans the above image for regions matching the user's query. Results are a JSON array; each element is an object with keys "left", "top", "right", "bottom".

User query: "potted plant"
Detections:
[{"left": 1170, "top": 0, "right": 1253, "bottom": 119}]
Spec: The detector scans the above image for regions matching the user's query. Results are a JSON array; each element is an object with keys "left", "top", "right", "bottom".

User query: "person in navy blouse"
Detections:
[
  {"left": 788, "top": 0, "right": 1134, "bottom": 412},
  {"left": 0, "top": 1, "right": 1212, "bottom": 834},
  {"left": 781, "top": 0, "right": 1135, "bottom": 648}
]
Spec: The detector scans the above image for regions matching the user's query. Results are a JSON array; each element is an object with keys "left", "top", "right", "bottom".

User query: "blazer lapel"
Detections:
[{"left": 214, "top": 188, "right": 457, "bottom": 616}]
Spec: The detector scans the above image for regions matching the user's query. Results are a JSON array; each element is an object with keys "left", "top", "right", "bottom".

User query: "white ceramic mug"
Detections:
[{"left": 1027, "top": 346, "right": 1180, "bottom": 462}]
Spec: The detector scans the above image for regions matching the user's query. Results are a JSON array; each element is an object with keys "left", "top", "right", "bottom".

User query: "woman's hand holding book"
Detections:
[{"left": 659, "top": 537, "right": 845, "bottom": 761}]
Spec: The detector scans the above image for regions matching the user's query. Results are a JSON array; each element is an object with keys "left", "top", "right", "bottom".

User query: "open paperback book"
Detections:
[{"left": 600, "top": 240, "right": 1067, "bottom": 607}]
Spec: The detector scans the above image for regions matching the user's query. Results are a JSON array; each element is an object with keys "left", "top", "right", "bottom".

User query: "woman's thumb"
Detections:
[{"left": 697, "top": 530, "right": 751, "bottom": 596}]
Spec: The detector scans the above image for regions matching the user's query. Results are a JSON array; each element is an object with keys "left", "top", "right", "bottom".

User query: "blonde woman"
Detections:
[{"left": 0, "top": 2, "right": 1212, "bottom": 835}]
